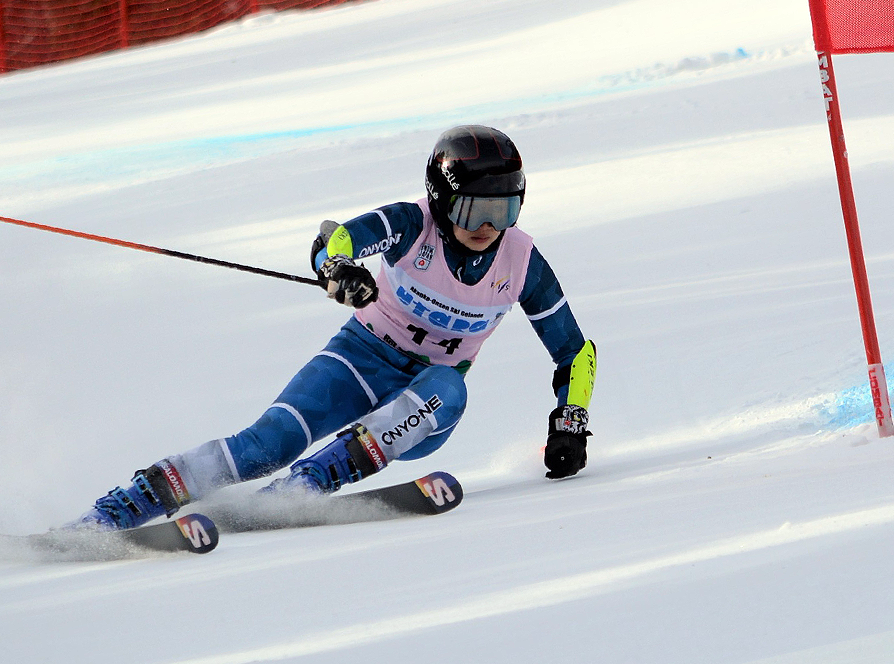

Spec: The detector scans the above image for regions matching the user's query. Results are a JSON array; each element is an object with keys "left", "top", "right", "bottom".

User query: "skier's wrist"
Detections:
[{"left": 317, "top": 254, "right": 378, "bottom": 308}]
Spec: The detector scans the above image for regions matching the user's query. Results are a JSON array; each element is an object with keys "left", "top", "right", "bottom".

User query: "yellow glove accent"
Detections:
[{"left": 567, "top": 340, "right": 597, "bottom": 409}]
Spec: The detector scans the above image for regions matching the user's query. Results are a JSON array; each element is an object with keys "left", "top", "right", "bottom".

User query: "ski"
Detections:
[
  {"left": 0, "top": 513, "right": 219, "bottom": 562},
  {"left": 122, "top": 513, "right": 218, "bottom": 554},
  {"left": 210, "top": 471, "right": 463, "bottom": 533}
]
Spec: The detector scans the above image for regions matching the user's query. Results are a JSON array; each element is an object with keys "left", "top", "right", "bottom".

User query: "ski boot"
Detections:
[
  {"left": 74, "top": 460, "right": 191, "bottom": 530},
  {"left": 261, "top": 424, "right": 388, "bottom": 495}
]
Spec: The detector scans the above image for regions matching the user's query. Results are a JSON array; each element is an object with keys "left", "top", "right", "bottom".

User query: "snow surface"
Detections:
[{"left": 2, "top": 0, "right": 894, "bottom": 661}]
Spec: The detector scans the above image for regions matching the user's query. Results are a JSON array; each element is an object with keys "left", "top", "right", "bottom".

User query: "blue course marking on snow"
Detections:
[
  {"left": 2, "top": 47, "right": 755, "bottom": 196},
  {"left": 817, "top": 367, "right": 893, "bottom": 430},
  {"left": 147, "top": 46, "right": 752, "bottom": 160}
]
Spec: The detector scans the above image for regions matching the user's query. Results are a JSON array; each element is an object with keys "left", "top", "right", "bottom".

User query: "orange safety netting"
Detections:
[{"left": 0, "top": 0, "right": 360, "bottom": 72}]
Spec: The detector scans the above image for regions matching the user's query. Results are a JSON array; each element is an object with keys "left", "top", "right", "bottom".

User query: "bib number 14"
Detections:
[{"left": 406, "top": 324, "right": 462, "bottom": 355}]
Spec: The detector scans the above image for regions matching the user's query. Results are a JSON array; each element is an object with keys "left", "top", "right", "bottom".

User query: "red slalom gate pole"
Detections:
[
  {"left": 816, "top": 51, "right": 894, "bottom": 437},
  {"left": 1, "top": 214, "right": 320, "bottom": 286}
]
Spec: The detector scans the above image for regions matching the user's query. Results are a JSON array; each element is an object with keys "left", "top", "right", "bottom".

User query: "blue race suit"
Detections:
[{"left": 182, "top": 201, "right": 586, "bottom": 493}]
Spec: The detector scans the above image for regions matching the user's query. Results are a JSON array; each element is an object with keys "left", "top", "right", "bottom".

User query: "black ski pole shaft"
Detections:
[{"left": 1, "top": 214, "right": 320, "bottom": 286}]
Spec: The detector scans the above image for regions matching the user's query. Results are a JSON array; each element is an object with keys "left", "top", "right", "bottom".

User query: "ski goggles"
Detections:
[{"left": 446, "top": 195, "right": 522, "bottom": 232}]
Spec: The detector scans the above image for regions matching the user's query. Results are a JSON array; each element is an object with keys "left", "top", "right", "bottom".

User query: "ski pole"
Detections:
[{"left": 1, "top": 214, "right": 320, "bottom": 286}]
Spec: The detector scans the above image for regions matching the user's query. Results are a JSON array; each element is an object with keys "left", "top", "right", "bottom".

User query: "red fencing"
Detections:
[{"left": 0, "top": 0, "right": 358, "bottom": 72}]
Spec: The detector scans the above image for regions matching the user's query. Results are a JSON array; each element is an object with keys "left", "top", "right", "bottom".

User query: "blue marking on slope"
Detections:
[
  {"left": 817, "top": 368, "right": 893, "bottom": 430},
  {"left": 2, "top": 47, "right": 754, "bottom": 194}
]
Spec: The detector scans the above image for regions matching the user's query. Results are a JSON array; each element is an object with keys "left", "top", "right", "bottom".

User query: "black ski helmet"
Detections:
[{"left": 425, "top": 125, "right": 525, "bottom": 244}]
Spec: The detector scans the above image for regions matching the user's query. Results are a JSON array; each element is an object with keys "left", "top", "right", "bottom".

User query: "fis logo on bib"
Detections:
[
  {"left": 491, "top": 275, "right": 511, "bottom": 294},
  {"left": 414, "top": 244, "right": 435, "bottom": 270}
]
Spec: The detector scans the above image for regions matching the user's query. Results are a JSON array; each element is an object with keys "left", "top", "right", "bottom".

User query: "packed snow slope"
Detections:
[{"left": 2, "top": 0, "right": 894, "bottom": 661}]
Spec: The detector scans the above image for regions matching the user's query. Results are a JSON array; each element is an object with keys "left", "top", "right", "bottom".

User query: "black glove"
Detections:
[
  {"left": 317, "top": 254, "right": 378, "bottom": 309},
  {"left": 544, "top": 404, "right": 590, "bottom": 479}
]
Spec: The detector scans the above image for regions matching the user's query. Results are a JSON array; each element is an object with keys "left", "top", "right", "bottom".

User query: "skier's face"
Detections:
[{"left": 452, "top": 222, "right": 501, "bottom": 251}]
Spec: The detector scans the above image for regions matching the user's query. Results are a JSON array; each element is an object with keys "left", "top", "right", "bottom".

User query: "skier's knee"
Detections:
[{"left": 411, "top": 365, "right": 467, "bottom": 422}]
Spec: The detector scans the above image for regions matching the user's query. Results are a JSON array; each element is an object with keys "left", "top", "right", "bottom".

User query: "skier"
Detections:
[{"left": 74, "top": 125, "right": 596, "bottom": 530}]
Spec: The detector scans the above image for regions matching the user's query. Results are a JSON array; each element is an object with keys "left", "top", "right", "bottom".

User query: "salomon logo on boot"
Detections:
[{"left": 76, "top": 462, "right": 191, "bottom": 531}]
